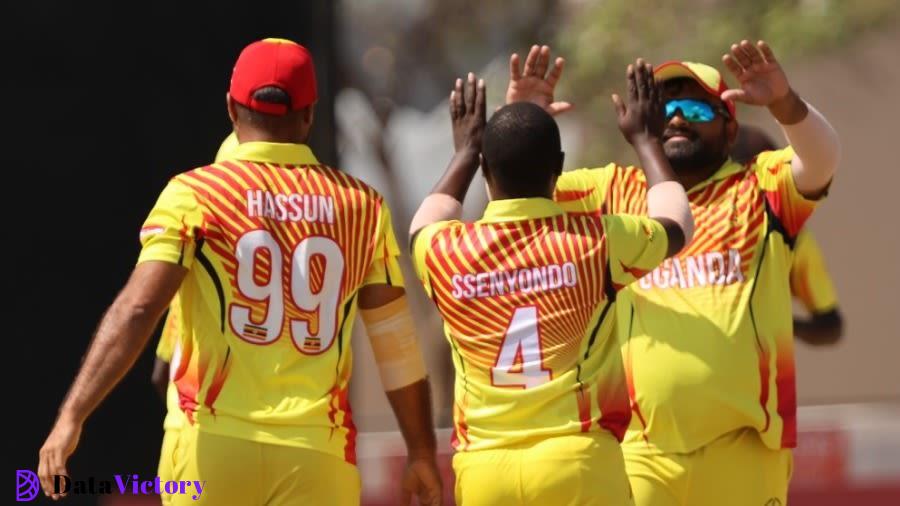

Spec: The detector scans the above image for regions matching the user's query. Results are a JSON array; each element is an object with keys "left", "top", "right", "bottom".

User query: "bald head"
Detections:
[{"left": 482, "top": 102, "right": 564, "bottom": 199}]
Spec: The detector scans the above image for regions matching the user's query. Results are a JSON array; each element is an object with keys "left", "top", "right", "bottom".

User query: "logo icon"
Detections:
[
  {"left": 764, "top": 499, "right": 783, "bottom": 506},
  {"left": 16, "top": 470, "right": 39, "bottom": 502}
]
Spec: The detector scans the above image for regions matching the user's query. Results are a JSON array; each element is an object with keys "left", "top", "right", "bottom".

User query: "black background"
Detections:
[{"left": 4, "top": 2, "right": 337, "bottom": 504}]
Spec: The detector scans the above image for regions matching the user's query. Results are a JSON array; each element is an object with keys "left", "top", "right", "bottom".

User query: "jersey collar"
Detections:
[
  {"left": 229, "top": 141, "right": 319, "bottom": 165},
  {"left": 478, "top": 197, "right": 564, "bottom": 223},
  {"left": 687, "top": 158, "right": 745, "bottom": 194}
]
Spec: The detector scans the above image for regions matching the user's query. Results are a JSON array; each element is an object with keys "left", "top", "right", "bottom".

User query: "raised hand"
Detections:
[
  {"left": 721, "top": 40, "right": 790, "bottom": 106},
  {"left": 506, "top": 44, "right": 572, "bottom": 116},
  {"left": 612, "top": 59, "right": 665, "bottom": 145},
  {"left": 451, "top": 73, "right": 487, "bottom": 153}
]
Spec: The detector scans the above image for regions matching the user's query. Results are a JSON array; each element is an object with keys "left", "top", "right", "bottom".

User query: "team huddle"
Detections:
[{"left": 38, "top": 36, "right": 841, "bottom": 506}]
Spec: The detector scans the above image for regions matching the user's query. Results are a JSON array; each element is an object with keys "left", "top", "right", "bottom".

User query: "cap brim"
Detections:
[
  {"left": 654, "top": 61, "right": 720, "bottom": 97},
  {"left": 654, "top": 61, "right": 736, "bottom": 118}
]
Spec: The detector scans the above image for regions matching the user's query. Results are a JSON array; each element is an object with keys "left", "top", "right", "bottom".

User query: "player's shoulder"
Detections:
[
  {"left": 170, "top": 161, "right": 227, "bottom": 184},
  {"left": 421, "top": 219, "right": 469, "bottom": 245},
  {"left": 412, "top": 220, "right": 466, "bottom": 267},
  {"left": 558, "top": 162, "right": 620, "bottom": 184},
  {"left": 749, "top": 147, "right": 795, "bottom": 181},
  {"left": 307, "top": 164, "right": 387, "bottom": 206},
  {"left": 564, "top": 210, "right": 606, "bottom": 233}
]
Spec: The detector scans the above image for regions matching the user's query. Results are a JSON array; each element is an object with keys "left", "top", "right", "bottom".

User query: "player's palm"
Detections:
[
  {"left": 450, "top": 74, "right": 486, "bottom": 153},
  {"left": 506, "top": 44, "right": 572, "bottom": 116},
  {"left": 401, "top": 458, "right": 443, "bottom": 506},
  {"left": 613, "top": 59, "right": 665, "bottom": 145},
  {"left": 730, "top": 62, "right": 788, "bottom": 105},
  {"left": 506, "top": 76, "right": 557, "bottom": 113},
  {"left": 721, "top": 40, "right": 790, "bottom": 106}
]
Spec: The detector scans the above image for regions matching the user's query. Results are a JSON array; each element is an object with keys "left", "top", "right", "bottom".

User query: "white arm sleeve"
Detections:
[
  {"left": 783, "top": 103, "right": 841, "bottom": 197},
  {"left": 409, "top": 193, "right": 463, "bottom": 236},
  {"left": 647, "top": 181, "right": 694, "bottom": 246}
]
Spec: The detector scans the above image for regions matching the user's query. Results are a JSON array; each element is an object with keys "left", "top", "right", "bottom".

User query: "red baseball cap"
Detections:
[
  {"left": 654, "top": 60, "right": 736, "bottom": 119},
  {"left": 229, "top": 38, "right": 317, "bottom": 116}
]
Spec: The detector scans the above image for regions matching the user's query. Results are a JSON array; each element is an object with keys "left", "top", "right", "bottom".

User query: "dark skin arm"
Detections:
[
  {"left": 613, "top": 59, "right": 687, "bottom": 257},
  {"left": 794, "top": 309, "right": 844, "bottom": 346},
  {"left": 38, "top": 261, "right": 185, "bottom": 500},
  {"left": 358, "top": 284, "right": 442, "bottom": 506},
  {"left": 433, "top": 74, "right": 486, "bottom": 203},
  {"left": 151, "top": 358, "right": 170, "bottom": 402},
  {"left": 409, "top": 73, "right": 486, "bottom": 250}
]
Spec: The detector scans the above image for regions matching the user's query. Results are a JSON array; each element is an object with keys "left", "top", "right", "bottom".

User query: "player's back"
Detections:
[
  {"left": 414, "top": 198, "right": 667, "bottom": 451},
  {"left": 141, "top": 141, "right": 398, "bottom": 460}
]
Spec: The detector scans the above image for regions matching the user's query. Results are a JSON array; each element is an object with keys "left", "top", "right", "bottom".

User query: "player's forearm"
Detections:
[
  {"left": 409, "top": 147, "right": 478, "bottom": 236},
  {"left": 432, "top": 146, "right": 481, "bottom": 202},
  {"left": 360, "top": 291, "right": 429, "bottom": 391},
  {"left": 634, "top": 138, "right": 694, "bottom": 253},
  {"left": 58, "top": 296, "right": 167, "bottom": 424},
  {"left": 386, "top": 378, "right": 438, "bottom": 460},
  {"left": 633, "top": 137, "right": 677, "bottom": 187},
  {"left": 771, "top": 90, "right": 840, "bottom": 197}
]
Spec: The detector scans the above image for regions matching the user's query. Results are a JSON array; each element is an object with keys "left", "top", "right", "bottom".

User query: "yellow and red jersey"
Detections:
[
  {"left": 153, "top": 133, "right": 240, "bottom": 433},
  {"left": 790, "top": 229, "right": 838, "bottom": 314},
  {"left": 555, "top": 147, "right": 820, "bottom": 453},
  {"left": 139, "top": 141, "right": 403, "bottom": 464},
  {"left": 412, "top": 197, "right": 668, "bottom": 451}
]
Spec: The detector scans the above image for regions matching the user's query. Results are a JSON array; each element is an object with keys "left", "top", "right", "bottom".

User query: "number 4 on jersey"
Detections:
[{"left": 491, "top": 306, "right": 552, "bottom": 389}]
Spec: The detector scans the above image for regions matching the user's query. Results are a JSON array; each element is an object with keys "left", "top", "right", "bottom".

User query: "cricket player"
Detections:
[
  {"left": 732, "top": 125, "right": 844, "bottom": 345},
  {"left": 506, "top": 40, "right": 841, "bottom": 505},
  {"left": 38, "top": 38, "right": 442, "bottom": 505},
  {"left": 409, "top": 62, "right": 693, "bottom": 505}
]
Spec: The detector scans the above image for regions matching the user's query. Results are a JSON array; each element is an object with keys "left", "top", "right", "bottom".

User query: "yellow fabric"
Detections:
[
  {"left": 623, "top": 429, "right": 792, "bottom": 506},
  {"left": 138, "top": 141, "right": 403, "bottom": 462},
  {"left": 412, "top": 197, "right": 668, "bottom": 452},
  {"left": 555, "top": 147, "right": 820, "bottom": 453},
  {"left": 790, "top": 229, "right": 838, "bottom": 313},
  {"left": 156, "top": 295, "right": 187, "bottom": 431},
  {"left": 155, "top": 303, "right": 177, "bottom": 362},
  {"left": 453, "top": 432, "right": 634, "bottom": 506},
  {"left": 158, "top": 429, "right": 179, "bottom": 506},
  {"left": 359, "top": 295, "right": 427, "bottom": 390},
  {"left": 169, "top": 425, "right": 360, "bottom": 506},
  {"left": 214, "top": 132, "right": 239, "bottom": 163},
  {"left": 654, "top": 61, "right": 724, "bottom": 91}
]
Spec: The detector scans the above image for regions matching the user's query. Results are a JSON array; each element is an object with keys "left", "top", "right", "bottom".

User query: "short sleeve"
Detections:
[
  {"left": 138, "top": 179, "right": 205, "bottom": 268},
  {"left": 790, "top": 230, "right": 839, "bottom": 313},
  {"left": 602, "top": 214, "right": 668, "bottom": 290},
  {"left": 755, "top": 146, "right": 820, "bottom": 237},
  {"left": 411, "top": 221, "right": 456, "bottom": 298},
  {"left": 554, "top": 164, "right": 617, "bottom": 215},
  {"left": 362, "top": 202, "right": 405, "bottom": 287},
  {"left": 155, "top": 296, "right": 181, "bottom": 362}
]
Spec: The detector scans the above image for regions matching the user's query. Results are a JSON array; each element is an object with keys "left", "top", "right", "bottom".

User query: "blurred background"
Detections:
[{"left": 5, "top": 0, "right": 898, "bottom": 504}]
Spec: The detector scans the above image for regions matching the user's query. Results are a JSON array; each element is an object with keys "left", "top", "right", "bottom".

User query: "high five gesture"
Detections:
[{"left": 506, "top": 45, "right": 572, "bottom": 116}]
